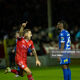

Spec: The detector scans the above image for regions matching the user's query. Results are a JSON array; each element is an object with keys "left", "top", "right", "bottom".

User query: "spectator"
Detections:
[{"left": 75, "top": 28, "right": 80, "bottom": 42}]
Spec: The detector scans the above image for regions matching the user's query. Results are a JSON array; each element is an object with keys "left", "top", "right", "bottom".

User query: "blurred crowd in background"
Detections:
[
  {"left": 0, "top": 0, "right": 80, "bottom": 68},
  {"left": 0, "top": 0, "right": 80, "bottom": 39}
]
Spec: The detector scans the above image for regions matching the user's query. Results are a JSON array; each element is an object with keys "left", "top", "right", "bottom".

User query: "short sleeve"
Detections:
[
  {"left": 30, "top": 41, "right": 35, "bottom": 50},
  {"left": 60, "top": 33, "right": 65, "bottom": 43}
]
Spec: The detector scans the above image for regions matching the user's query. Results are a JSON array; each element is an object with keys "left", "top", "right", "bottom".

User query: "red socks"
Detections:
[
  {"left": 11, "top": 69, "right": 18, "bottom": 75},
  {"left": 27, "top": 74, "right": 34, "bottom": 80}
]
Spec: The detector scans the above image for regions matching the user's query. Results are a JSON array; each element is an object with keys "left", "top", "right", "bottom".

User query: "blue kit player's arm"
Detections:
[
  {"left": 59, "top": 32, "right": 65, "bottom": 49},
  {"left": 58, "top": 32, "right": 65, "bottom": 61},
  {"left": 60, "top": 33, "right": 65, "bottom": 49}
]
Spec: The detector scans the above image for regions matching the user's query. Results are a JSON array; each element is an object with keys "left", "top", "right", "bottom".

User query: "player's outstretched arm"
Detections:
[
  {"left": 32, "top": 49, "right": 41, "bottom": 67},
  {"left": 19, "top": 21, "right": 28, "bottom": 36}
]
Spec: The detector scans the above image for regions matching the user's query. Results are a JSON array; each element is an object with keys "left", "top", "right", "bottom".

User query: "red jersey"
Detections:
[{"left": 15, "top": 37, "right": 34, "bottom": 61}]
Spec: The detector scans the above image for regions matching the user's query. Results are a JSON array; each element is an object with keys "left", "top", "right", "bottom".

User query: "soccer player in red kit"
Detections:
[{"left": 5, "top": 21, "right": 41, "bottom": 80}]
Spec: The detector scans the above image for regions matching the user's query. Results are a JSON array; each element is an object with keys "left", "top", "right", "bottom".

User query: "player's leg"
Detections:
[
  {"left": 16, "top": 59, "right": 34, "bottom": 80},
  {"left": 5, "top": 66, "right": 24, "bottom": 77},
  {"left": 11, "top": 57, "right": 22, "bottom": 77},
  {"left": 5, "top": 67, "right": 11, "bottom": 73},
  {"left": 5, "top": 67, "right": 25, "bottom": 77},
  {"left": 10, "top": 66, "right": 23, "bottom": 77},
  {"left": 18, "top": 68, "right": 25, "bottom": 77},
  {"left": 17, "top": 62, "right": 34, "bottom": 80},
  {"left": 62, "top": 64, "right": 68, "bottom": 80},
  {"left": 24, "top": 67, "right": 34, "bottom": 80},
  {"left": 67, "top": 64, "right": 71, "bottom": 80},
  {"left": 62, "top": 64, "right": 71, "bottom": 80},
  {"left": 60, "top": 58, "right": 69, "bottom": 80},
  {"left": 11, "top": 67, "right": 25, "bottom": 77},
  {"left": 5, "top": 67, "right": 20, "bottom": 78},
  {"left": 5, "top": 67, "right": 19, "bottom": 75}
]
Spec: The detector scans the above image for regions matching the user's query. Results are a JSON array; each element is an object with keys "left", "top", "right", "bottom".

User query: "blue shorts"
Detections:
[
  {"left": 60, "top": 58, "right": 71, "bottom": 65},
  {"left": 17, "top": 66, "right": 20, "bottom": 71}
]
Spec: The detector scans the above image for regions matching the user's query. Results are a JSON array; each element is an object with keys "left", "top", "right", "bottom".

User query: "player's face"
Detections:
[
  {"left": 57, "top": 23, "right": 63, "bottom": 30},
  {"left": 28, "top": 31, "right": 32, "bottom": 40},
  {"left": 24, "top": 31, "right": 32, "bottom": 40}
]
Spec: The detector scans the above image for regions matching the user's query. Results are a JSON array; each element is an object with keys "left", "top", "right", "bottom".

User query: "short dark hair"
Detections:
[
  {"left": 20, "top": 19, "right": 27, "bottom": 24},
  {"left": 58, "top": 20, "right": 68, "bottom": 29},
  {"left": 24, "top": 29, "right": 31, "bottom": 34}
]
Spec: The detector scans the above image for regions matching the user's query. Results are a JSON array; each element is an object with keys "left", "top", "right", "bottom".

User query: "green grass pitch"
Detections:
[{"left": 0, "top": 66, "right": 80, "bottom": 80}]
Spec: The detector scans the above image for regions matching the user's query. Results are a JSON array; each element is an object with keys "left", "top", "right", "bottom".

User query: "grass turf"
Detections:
[{"left": 0, "top": 66, "right": 80, "bottom": 80}]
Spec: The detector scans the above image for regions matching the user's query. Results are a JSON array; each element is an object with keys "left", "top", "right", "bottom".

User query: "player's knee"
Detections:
[
  {"left": 27, "top": 70, "right": 32, "bottom": 75},
  {"left": 24, "top": 67, "right": 32, "bottom": 74},
  {"left": 62, "top": 65, "right": 68, "bottom": 69}
]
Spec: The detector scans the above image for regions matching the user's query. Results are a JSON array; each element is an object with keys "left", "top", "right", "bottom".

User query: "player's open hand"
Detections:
[
  {"left": 36, "top": 60, "right": 41, "bottom": 67},
  {"left": 22, "top": 21, "right": 28, "bottom": 27}
]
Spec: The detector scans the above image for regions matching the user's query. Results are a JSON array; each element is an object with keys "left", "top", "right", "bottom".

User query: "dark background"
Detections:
[{"left": 0, "top": 0, "right": 80, "bottom": 38}]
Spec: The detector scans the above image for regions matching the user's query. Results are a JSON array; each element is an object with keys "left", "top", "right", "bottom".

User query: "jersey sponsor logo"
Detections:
[
  {"left": 22, "top": 40, "right": 25, "bottom": 43},
  {"left": 64, "top": 59, "right": 68, "bottom": 63}
]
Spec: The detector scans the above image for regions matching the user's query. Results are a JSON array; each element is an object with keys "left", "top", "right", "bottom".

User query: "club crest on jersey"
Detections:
[{"left": 22, "top": 40, "right": 25, "bottom": 43}]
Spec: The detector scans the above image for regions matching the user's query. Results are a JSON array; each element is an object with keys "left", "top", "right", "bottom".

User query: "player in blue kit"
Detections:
[{"left": 57, "top": 20, "right": 71, "bottom": 80}]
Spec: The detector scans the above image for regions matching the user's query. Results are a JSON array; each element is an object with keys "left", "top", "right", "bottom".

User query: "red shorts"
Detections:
[{"left": 15, "top": 56, "right": 27, "bottom": 69}]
